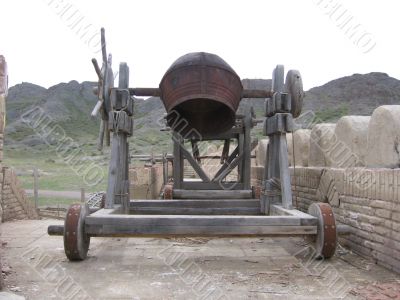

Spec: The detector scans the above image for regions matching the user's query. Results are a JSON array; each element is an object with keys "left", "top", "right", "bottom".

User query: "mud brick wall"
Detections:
[
  {"left": 252, "top": 166, "right": 400, "bottom": 274},
  {"left": 292, "top": 167, "right": 400, "bottom": 274},
  {"left": 1, "top": 167, "right": 38, "bottom": 222},
  {"left": 129, "top": 165, "right": 163, "bottom": 199}
]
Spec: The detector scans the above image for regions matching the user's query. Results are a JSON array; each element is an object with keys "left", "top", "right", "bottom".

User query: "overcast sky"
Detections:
[{"left": 1, "top": 0, "right": 399, "bottom": 90}]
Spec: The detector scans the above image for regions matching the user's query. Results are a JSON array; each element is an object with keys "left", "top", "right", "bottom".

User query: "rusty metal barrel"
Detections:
[{"left": 159, "top": 52, "right": 243, "bottom": 137}]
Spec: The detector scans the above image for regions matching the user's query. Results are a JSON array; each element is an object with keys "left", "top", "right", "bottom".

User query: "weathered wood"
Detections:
[
  {"left": 212, "top": 146, "right": 239, "bottom": 181},
  {"left": 243, "top": 108, "right": 252, "bottom": 189},
  {"left": 242, "top": 89, "right": 274, "bottom": 99},
  {"left": 270, "top": 205, "right": 316, "bottom": 225},
  {"left": 105, "top": 62, "right": 130, "bottom": 210},
  {"left": 90, "top": 207, "right": 120, "bottom": 216},
  {"left": 172, "top": 189, "right": 253, "bottom": 199},
  {"left": 129, "top": 199, "right": 259, "bottom": 208},
  {"left": 97, "top": 119, "right": 105, "bottom": 151},
  {"left": 130, "top": 207, "right": 261, "bottom": 215},
  {"left": 278, "top": 134, "right": 293, "bottom": 209},
  {"left": 181, "top": 182, "right": 245, "bottom": 190},
  {"left": 80, "top": 188, "right": 85, "bottom": 203},
  {"left": 212, "top": 153, "right": 243, "bottom": 183},
  {"left": 264, "top": 113, "right": 293, "bottom": 135},
  {"left": 86, "top": 214, "right": 304, "bottom": 226},
  {"left": 86, "top": 224, "right": 316, "bottom": 237},
  {"left": 106, "top": 133, "right": 120, "bottom": 208},
  {"left": 129, "top": 87, "right": 161, "bottom": 97},
  {"left": 172, "top": 132, "right": 182, "bottom": 189},
  {"left": 128, "top": 88, "right": 275, "bottom": 99},
  {"left": 179, "top": 142, "right": 210, "bottom": 182},
  {"left": 33, "top": 167, "right": 38, "bottom": 209},
  {"left": 261, "top": 65, "right": 287, "bottom": 214}
]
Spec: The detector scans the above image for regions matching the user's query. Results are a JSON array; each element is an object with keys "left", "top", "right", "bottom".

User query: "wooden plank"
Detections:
[
  {"left": 212, "top": 146, "right": 239, "bottom": 181},
  {"left": 129, "top": 207, "right": 261, "bottom": 215},
  {"left": 212, "top": 153, "right": 243, "bottom": 183},
  {"left": 86, "top": 224, "right": 317, "bottom": 237},
  {"left": 196, "top": 127, "right": 243, "bottom": 140},
  {"left": 179, "top": 143, "right": 210, "bottom": 182},
  {"left": 129, "top": 199, "right": 260, "bottom": 208},
  {"left": 90, "top": 207, "right": 120, "bottom": 216},
  {"left": 172, "top": 189, "right": 253, "bottom": 199},
  {"left": 181, "top": 182, "right": 245, "bottom": 190},
  {"left": 85, "top": 214, "right": 302, "bottom": 226},
  {"left": 270, "top": 205, "right": 317, "bottom": 225}
]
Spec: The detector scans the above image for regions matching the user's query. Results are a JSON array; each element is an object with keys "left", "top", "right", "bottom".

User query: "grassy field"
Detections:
[
  {"left": 4, "top": 148, "right": 108, "bottom": 193},
  {"left": 30, "top": 196, "right": 78, "bottom": 206}
]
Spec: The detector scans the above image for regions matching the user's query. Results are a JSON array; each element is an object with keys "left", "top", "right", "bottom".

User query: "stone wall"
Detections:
[
  {"left": 252, "top": 166, "right": 400, "bottom": 274},
  {"left": 1, "top": 167, "right": 39, "bottom": 222}
]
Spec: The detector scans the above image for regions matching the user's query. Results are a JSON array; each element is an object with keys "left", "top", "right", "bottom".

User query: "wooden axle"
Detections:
[{"left": 127, "top": 87, "right": 274, "bottom": 99}]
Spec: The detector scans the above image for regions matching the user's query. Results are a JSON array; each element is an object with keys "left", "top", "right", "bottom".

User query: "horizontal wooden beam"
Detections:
[
  {"left": 129, "top": 199, "right": 259, "bottom": 208},
  {"left": 86, "top": 214, "right": 303, "bottom": 226},
  {"left": 129, "top": 207, "right": 261, "bottom": 215},
  {"left": 181, "top": 182, "right": 245, "bottom": 190},
  {"left": 172, "top": 189, "right": 253, "bottom": 199},
  {"left": 242, "top": 89, "right": 274, "bottom": 99},
  {"left": 129, "top": 199, "right": 260, "bottom": 215},
  {"left": 127, "top": 88, "right": 274, "bottom": 99},
  {"left": 129, "top": 88, "right": 160, "bottom": 97},
  {"left": 270, "top": 205, "right": 317, "bottom": 226},
  {"left": 85, "top": 224, "right": 316, "bottom": 237}
]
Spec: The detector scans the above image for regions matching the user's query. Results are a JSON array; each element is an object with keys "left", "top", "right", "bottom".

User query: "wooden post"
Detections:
[
  {"left": 80, "top": 188, "right": 85, "bottom": 203},
  {"left": 172, "top": 132, "right": 182, "bottom": 189},
  {"left": 105, "top": 62, "right": 130, "bottom": 213},
  {"left": 243, "top": 109, "right": 252, "bottom": 190},
  {"left": 33, "top": 167, "right": 38, "bottom": 209}
]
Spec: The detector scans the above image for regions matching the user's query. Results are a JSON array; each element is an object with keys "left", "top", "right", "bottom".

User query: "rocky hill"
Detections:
[{"left": 5, "top": 72, "right": 400, "bottom": 154}]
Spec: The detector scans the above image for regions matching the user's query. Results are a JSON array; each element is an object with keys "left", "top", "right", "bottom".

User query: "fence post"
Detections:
[
  {"left": 33, "top": 167, "right": 38, "bottom": 209},
  {"left": 80, "top": 188, "right": 85, "bottom": 203}
]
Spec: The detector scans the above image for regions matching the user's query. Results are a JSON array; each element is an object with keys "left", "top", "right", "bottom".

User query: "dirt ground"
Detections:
[{"left": 1, "top": 219, "right": 399, "bottom": 300}]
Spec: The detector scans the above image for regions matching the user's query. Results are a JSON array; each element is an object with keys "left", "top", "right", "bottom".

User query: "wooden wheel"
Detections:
[
  {"left": 285, "top": 70, "right": 304, "bottom": 118},
  {"left": 308, "top": 203, "right": 337, "bottom": 259},
  {"left": 64, "top": 203, "right": 90, "bottom": 261}
]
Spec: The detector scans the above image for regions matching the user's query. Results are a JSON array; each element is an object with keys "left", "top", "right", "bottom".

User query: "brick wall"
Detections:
[
  {"left": 1, "top": 167, "right": 38, "bottom": 222},
  {"left": 252, "top": 166, "right": 400, "bottom": 274}
]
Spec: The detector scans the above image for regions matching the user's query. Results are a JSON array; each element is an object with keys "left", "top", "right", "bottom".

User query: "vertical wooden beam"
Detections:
[
  {"left": 261, "top": 65, "right": 286, "bottom": 214},
  {"left": 278, "top": 134, "right": 293, "bottom": 209},
  {"left": 173, "top": 132, "right": 182, "bottom": 189},
  {"left": 106, "top": 133, "right": 119, "bottom": 208},
  {"left": 238, "top": 132, "right": 244, "bottom": 182},
  {"left": 105, "top": 62, "right": 130, "bottom": 212},
  {"left": 243, "top": 111, "right": 252, "bottom": 190},
  {"left": 162, "top": 153, "right": 168, "bottom": 185},
  {"left": 179, "top": 143, "right": 210, "bottom": 182},
  {"left": 80, "top": 188, "right": 85, "bottom": 203},
  {"left": 33, "top": 167, "right": 38, "bottom": 209}
]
